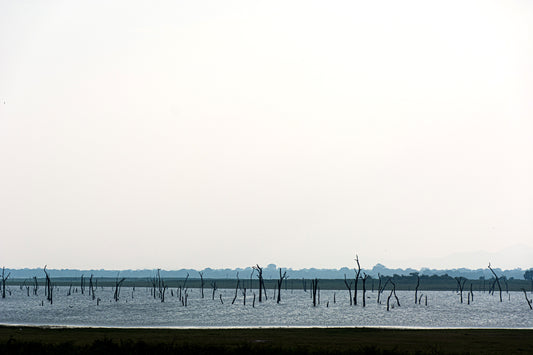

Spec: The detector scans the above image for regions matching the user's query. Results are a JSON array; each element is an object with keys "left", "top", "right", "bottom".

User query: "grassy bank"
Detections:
[{"left": 1, "top": 325, "right": 532, "bottom": 354}]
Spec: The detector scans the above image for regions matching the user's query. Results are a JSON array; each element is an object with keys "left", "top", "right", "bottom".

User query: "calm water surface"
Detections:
[{"left": 1, "top": 287, "right": 531, "bottom": 328}]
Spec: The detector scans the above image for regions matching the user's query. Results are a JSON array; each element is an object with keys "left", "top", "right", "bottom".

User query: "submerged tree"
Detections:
[
  {"left": 488, "top": 263, "right": 503, "bottom": 302},
  {"left": 276, "top": 269, "right": 288, "bottom": 304},
  {"left": 521, "top": 288, "right": 532, "bottom": 310},
  {"left": 211, "top": 281, "right": 217, "bottom": 300},
  {"left": 343, "top": 274, "right": 353, "bottom": 306},
  {"left": 253, "top": 264, "right": 267, "bottom": 302},
  {"left": 113, "top": 275, "right": 126, "bottom": 302},
  {"left": 414, "top": 275, "right": 420, "bottom": 304},
  {"left": 232, "top": 273, "right": 240, "bottom": 305},
  {"left": 311, "top": 278, "right": 319, "bottom": 307},
  {"left": 1, "top": 267, "right": 10, "bottom": 299},
  {"left": 32, "top": 276, "right": 38, "bottom": 296},
  {"left": 199, "top": 271, "right": 205, "bottom": 298},
  {"left": 455, "top": 277, "right": 467, "bottom": 304},
  {"left": 43, "top": 266, "right": 52, "bottom": 304},
  {"left": 354, "top": 255, "right": 361, "bottom": 306},
  {"left": 80, "top": 274, "right": 85, "bottom": 295},
  {"left": 386, "top": 280, "right": 400, "bottom": 311},
  {"left": 362, "top": 273, "right": 368, "bottom": 307},
  {"left": 89, "top": 274, "right": 95, "bottom": 300}
]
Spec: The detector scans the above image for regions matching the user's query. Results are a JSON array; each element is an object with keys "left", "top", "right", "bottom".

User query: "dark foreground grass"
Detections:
[{"left": 1, "top": 326, "right": 532, "bottom": 354}]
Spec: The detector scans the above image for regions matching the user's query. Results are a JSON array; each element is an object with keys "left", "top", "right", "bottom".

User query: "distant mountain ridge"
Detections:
[{"left": 4, "top": 264, "right": 531, "bottom": 280}]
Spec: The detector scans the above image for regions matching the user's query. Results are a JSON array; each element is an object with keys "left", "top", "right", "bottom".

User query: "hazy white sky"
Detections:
[{"left": 1, "top": 0, "right": 532, "bottom": 270}]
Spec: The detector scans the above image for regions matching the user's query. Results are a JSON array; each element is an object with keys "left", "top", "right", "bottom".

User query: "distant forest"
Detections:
[{"left": 4, "top": 263, "right": 532, "bottom": 280}]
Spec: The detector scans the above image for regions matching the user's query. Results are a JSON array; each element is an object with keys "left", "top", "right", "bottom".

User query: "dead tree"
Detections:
[
  {"left": 182, "top": 273, "right": 189, "bottom": 291},
  {"left": 156, "top": 269, "right": 163, "bottom": 300},
  {"left": 343, "top": 274, "right": 353, "bottom": 306},
  {"left": 354, "top": 255, "right": 361, "bottom": 306},
  {"left": 149, "top": 275, "right": 157, "bottom": 299},
  {"left": 488, "top": 263, "right": 503, "bottom": 302},
  {"left": 160, "top": 281, "right": 168, "bottom": 303},
  {"left": 199, "top": 272, "right": 205, "bottom": 298},
  {"left": 113, "top": 276, "right": 125, "bottom": 302},
  {"left": 362, "top": 273, "right": 368, "bottom": 307},
  {"left": 378, "top": 277, "right": 391, "bottom": 304},
  {"left": 521, "top": 289, "right": 532, "bottom": 310},
  {"left": 253, "top": 264, "right": 267, "bottom": 302},
  {"left": 43, "top": 266, "right": 52, "bottom": 304},
  {"left": 311, "top": 278, "right": 319, "bottom": 307},
  {"left": 276, "top": 269, "right": 288, "bottom": 304},
  {"left": 468, "top": 283, "right": 474, "bottom": 305},
  {"left": 455, "top": 277, "right": 467, "bottom": 303},
  {"left": 241, "top": 287, "right": 247, "bottom": 306},
  {"left": 1, "top": 267, "right": 10, "bottom": 299},
  {"left": 386, "top": 281, "right": 400, "bottom": 311},
  {"left": 391, "top": 280, "right": 400, "bottom": 307},
  {"left": 89, "top": 274, "right": 95, "bottom": 300},
  {"left": 80, "top": 274, "right": 85, "bottom": 295},
  {"left": 232, "top": 273, "right": 240, "bottom": 305},
  {"left": 211, "top": 281, "right": 217, "bottom": 300},
  {"left": 387, "top": 288, "right": 393, "bottom": 311},
  {"left": 414, "top": 275, "right": 420, "bottom": 304},
  {"left": 33, "top": 276, "right": 39, "bottom": 296},
  {"left": 376, "top": 274, "right": 383, "bottom": 304}
]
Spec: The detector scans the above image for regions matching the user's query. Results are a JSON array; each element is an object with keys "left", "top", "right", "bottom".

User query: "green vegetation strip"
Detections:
[{"left": 1, "top": 326, "right": 532, "bottom": 354}]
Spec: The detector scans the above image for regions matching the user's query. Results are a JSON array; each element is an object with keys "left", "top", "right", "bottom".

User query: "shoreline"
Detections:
[
  {"left": 2, "top": 323, "right": 533, "bottom": 330},
  {"left": 1, "top": 325, "right": 533, "bottom": 354}
]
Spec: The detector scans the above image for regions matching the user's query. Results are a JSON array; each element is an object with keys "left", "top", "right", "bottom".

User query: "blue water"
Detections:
[{"left": 1, "top": 287, "right": 531, "bottom": 328}]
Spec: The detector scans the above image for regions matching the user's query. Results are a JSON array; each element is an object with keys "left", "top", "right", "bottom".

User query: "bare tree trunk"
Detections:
[
  {"left": 414, "top": 275, "right": 420, "bottom": 304},
  {"left": 488, "top": 263, "right": 503, "bottom": 302},
  {"left": 386, "top": 282, "right": 399, "bottom": 311},
  {"left": 89, "top": 274, "right": 96, "bottom": 300},
  {"left": 362, "top": 273, "right": 368, "bottom": 307},
  {"left": 232, "top": 273, "right": 240, "bottom": 305},
  {"left": 377, "top": 274, "right": 382, "bottom": 304},
  {"left": 1, "top": 267, "right": 10, "bottom": 299},
  {"left": 311, "top": 278, "right": 319, "bottom": 307},
  {"left": 253, "top": 265, "right": 265, "bottom": 302},
  {"left": 33, "top": 276, "right": 38, "bottom": 296},
  {"left": 113, "top": 276, "right": 125, "bottom": 302},
  {"left": 354, "top": 255, "right": 361, "bottom": 306},
  {"left": 387, "top": 288, "right": 393, "bottom": 311},
  {"left": 211, "top": 281, "right": 217, "bottom": 300},
  {"left": 455, "top": 277, "right": 466, "bottom": 303},
  {"left": 43, "top": 266, "right": 53, "bottom": 304},
  {"left": 344, "top": 274, "right": 353, "bottom": 306},
  {"left": 522, "top": 288, "right": 532, "bottom": 310},
  {"left": 277, "top": 269, "right": 287, "bottom": 304},
  {"left": 199, "top": 272, "right": 205, "bottom": 298},
  {"left": 391, "top": 281, "right": 400, "bottom": 307},
  {"left": 378, "top": 277, "right": 391, "bottom": 305}
]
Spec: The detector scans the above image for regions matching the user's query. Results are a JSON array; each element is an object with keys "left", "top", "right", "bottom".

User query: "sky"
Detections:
[{"left": 1, "top": 0, "right": 532, "bottom": 271}]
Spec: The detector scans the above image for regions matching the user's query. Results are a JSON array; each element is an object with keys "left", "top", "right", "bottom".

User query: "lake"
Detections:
[{"left": 0, "top": 286, "right": 531, "bottom": 328}]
